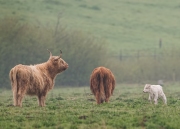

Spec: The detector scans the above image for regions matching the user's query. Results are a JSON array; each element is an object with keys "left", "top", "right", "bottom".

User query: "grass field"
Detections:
[
  {"left": 1, "top": 0, "right": 180, "bottom": 54},
  {"left": 0, "top": 84, "right": 180, "bottom": 129},
  {"left": 1, "top": 1, "right": 180, "bottom": 128}
]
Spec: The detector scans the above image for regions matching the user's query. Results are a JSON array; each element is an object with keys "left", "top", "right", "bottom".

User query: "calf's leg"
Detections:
[
  {"left": 162, "top": 94, "right": 167, "bottom": 105},
  {"left": 154, "top": 94, "right": 158, "bottom": 105}
]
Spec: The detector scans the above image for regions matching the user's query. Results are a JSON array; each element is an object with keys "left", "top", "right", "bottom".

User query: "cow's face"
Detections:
[
  {"left": 143, "top": 84, "right": 151, "bottom": 93},
  {"left": 47, "top": 50, "right": 68, "bottom": 73},
  {"left": 50, "top": 56, "right": 68, "bottom": 73},
  {"left": 57, "top": 57, "right": 68, "bottom": 72}
]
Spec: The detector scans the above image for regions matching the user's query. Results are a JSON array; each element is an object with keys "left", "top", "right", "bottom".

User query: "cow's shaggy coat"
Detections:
[
  {"left": 9, "top": 50, "right": 68, "bottom": 107},
  {"left": 90, "top": 67, "right": 115, "bottom": 104}
]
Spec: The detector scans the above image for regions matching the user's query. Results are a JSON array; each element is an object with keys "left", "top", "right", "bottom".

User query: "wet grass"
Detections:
[{"left": 0, "top": 84, "right": 180, "bottom": 129}]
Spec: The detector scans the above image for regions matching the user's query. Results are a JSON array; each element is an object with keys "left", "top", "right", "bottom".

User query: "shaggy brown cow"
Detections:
[
  {"left": 9, "top": 49, "right": 68, "bottom": 107},
  {"left": 90, "top": 67, "right": 115, "bottom": 104}
]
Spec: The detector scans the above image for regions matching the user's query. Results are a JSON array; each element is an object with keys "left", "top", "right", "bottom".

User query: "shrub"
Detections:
[{"left": 0, "top": 16, "right": 108, "bottom": 88}]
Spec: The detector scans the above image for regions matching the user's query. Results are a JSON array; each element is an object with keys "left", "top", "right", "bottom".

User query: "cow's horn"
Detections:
[
  {"left": 47, "top": 49, "right": 52, "bottom": 57},
  {"left": 54, "top": 50, "right": 62, "bottom": 60},
  {"left": 59, "top": 50, "right": 62, "bottom": 58}
]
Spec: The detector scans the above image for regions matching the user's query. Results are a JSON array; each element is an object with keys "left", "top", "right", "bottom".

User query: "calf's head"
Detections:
[
  {"left": 143, "top": 84, "right": 151, "bottom": 93},
  {"left": 47, "top": 49, "right": 68, "bottom": 73}
]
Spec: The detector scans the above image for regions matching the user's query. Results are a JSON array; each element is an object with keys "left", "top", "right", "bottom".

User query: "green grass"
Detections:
[
  {"left": 1, "top": 84, "right": 180, "bottom": 129},
  {"left": 1, "top": 1, "right": 180, "bottom": 128},
  {"left": 1, "top": 0, "right": 180, "bottom": 54}
]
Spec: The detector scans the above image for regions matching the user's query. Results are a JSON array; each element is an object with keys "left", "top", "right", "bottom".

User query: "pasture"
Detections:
[
  {"left": 0, "top": 83, "right": 180, "bottom": 129},
  {"left": 1, "top": 0, "right": 180, "bottom": 128}
]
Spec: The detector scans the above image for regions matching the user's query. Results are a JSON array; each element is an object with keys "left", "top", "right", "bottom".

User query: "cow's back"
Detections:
[
  {"left": 150, "top": 85, "right": 164, "bottom": 95},
  {"left": 90, "top": 66, "right": 115, "bottom": 104},
  {"left": 12, "top": 64, "right": 50, "bottom": 95}
]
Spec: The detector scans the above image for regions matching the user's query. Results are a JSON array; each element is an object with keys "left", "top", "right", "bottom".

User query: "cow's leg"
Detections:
[
  {"left": 95, "top": 92, "right": 101, "bottom": 104},
  {"left": 38, "top": 95, "right": 46, "bottom": 107},
  {"left": 105, "top": 84, "right": 112, "bottom": 103},
  {"left": 38, "top": 95, "right": 42, "bottom": 107},
  {"left": 162, "top": 94, "right": 167, "bottom": 105},
  {"left": 17, "top": 93, "right": 24, "bottom": 107},
  {"left": 148, "top": 94, "right": 151, "bottom": 101},
  {"left": 19, "top": 95, "right": 24, "bottom": 107},
  {"left": 105, "top": 90, "right": 111, "bottom": 103},
  {"left": 13, "top": 90, "right": 18, "bottom": 106},
  {"left": 101, "top": 98, "right": 104, "bottom": 103},
  {"left": 16, "top": 88, "right": 21, "bottom": 107},
  {"left": 154, "top": 94, "right": 158, "bottom": 105},
  {"left": 41, "top": 96, "right": 46, "bottom": 107},
  {"left": 105, "top": 97, "right": 109, "bottom": 103},
  {"left": 17, "top": 87, "right": 26, "bottom": 107},
  {"left": 149, "top": 94, "right": 153, "bottom": 104}
]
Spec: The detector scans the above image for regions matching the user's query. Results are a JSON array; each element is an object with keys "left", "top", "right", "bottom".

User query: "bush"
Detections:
[
  {"left": 1, "top": 16, "right": 179, "bottom": 88},
  {"left": 0, "top": 16, "right": 108, "bottom": 88}
]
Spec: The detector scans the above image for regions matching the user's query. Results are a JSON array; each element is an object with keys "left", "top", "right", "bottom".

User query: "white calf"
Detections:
[{"left": 143, "top": 84, "right": 167, "bottom": 105}]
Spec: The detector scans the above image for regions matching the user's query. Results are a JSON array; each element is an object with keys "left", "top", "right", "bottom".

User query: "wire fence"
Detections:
[
  {"left": 113, "top": 47, "right": 180, "bottom": 61},
  {"left": 109, "top": 46, "right": 180, "bottom": 84}
]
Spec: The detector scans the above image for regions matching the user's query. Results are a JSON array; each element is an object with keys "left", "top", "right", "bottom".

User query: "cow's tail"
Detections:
[
  {"left": 9, "top": 67, "right": 18, "bottom": 106},
  {"left": 99, "top": 71, "right": 105, "bottom": 102}
]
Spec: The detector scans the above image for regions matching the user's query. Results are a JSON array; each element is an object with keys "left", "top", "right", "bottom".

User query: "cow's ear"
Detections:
[{"left": 145, "top": 84, "right": 151, "bottom": 88}]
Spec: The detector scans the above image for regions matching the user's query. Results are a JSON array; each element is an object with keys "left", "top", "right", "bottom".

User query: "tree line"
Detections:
[
  {"left": 0, "top": 16, "right": 180, "bottom": 88},
  {"left": 0, "top": 16, "right": 108, "bottom": 88}
]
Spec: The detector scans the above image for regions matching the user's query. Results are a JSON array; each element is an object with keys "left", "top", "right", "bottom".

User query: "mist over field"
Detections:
[
  {"left": 1, "top": 0, "right": 180, "bottom": 87},
  {"left": 1, "top": 0, "right": 180, "bottom": 128}
]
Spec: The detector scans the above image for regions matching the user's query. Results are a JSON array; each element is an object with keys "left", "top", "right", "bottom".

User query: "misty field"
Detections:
[
  {"left": 0, "top": 84, "right": 180, "bottom": 129},
  {"left": 1, "top": 1, "right": 180, "bottom": 128},
  {"left": 1, "top": 0, "right": 180, "bottom": 53}
]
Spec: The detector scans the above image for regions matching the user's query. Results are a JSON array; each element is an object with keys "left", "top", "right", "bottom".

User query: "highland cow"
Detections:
[
  {"left": 9, "top": 49, "right": 68, "bottom": 107},
  {"left": 143, "top": 84, "right": 167, "bottom": 105},
  {"left": 90, "top": 67, "right": 115, "bottom": 104}
]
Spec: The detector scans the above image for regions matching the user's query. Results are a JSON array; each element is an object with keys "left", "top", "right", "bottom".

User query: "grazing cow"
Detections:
[
  {"left": 9, "top": 49, "right": 68, "bottom": 107},
  {"left": 90, "top": 67, "right": 115, "bottom": 104},
  {"left": 143, "top": 84, "right": 167, "bottom": 105}
]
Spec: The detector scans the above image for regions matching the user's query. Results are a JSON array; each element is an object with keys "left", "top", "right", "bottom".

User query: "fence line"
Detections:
[{"left": 112, "top": 48, "right": 180, "bottom": 61}]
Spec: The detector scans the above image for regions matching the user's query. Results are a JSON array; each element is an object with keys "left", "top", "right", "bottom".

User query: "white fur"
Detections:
[{"left": 143, "top": 84, "right": 167, "bottom": 105}]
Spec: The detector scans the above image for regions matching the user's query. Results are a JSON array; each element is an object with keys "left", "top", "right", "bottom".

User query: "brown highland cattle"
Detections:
[
  {"left": 9, "top": 49, "right": 68, "bottom": 107},
  {"left": 90, "top": 67, "right": 115, "bottom": 104}
]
